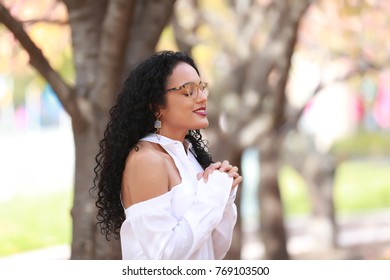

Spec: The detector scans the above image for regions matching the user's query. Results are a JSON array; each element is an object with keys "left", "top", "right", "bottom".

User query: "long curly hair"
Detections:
[{"left": 92, "top": 51, "right": 213, "bottom": 240}]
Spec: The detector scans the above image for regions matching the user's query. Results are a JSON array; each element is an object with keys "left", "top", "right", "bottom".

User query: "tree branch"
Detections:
[
  {"left": 123, "top": 0, "right": 176, "bottom": 77},
  {"left": 270, "top": 0, "right": 312, "bottom": 131},
  {"left": 91, "top": 0, "right": 136, "bottom": 112},
  {"left": 22, "top": 18, "right": 69, "bottom": 25},
  {"left": 172, "top": 0, "right": 200, "bottom": 56},
  {"left": 236, "top": 0, "right": 312, "bottom": 132},
  {"left": 286, "top": 55, "right": 387, "bottom": 133},
  {"left": 63, "top": 0, "right": 107, "bottom": 99},
  {"left": 0, "top": 2, "right": 87, "bottom": 130}
]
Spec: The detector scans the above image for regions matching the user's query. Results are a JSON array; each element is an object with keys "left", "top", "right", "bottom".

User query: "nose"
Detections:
[{"left": 196, "top": 89, "right": 208, "bottom": 102}]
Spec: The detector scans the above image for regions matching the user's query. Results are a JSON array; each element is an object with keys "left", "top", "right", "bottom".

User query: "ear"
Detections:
[{"left": 148, "top": 103, "right": 160, "bottom": 118}]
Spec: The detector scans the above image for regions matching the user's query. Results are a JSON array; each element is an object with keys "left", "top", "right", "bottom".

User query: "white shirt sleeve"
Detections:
[
  {"left": 211, "top": 188, "right": 238, "bottom": 259},
  {"left": 127, "top": 171, "right": 233, "bottom": 259}
]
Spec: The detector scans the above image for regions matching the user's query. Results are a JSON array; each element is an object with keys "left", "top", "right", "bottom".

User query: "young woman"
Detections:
[{"left": 93, "top": 51, "right": 242, "bottom": 260}]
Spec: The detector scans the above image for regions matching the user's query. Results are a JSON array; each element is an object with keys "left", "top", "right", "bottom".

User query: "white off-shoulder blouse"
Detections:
[{"left": 120, "top": 133, "right": 237, "bottom": 260}]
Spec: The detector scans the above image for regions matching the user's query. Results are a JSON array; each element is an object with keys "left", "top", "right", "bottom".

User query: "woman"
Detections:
[{"left": 93, "top": 51, "right": 242, "bottom": 260}]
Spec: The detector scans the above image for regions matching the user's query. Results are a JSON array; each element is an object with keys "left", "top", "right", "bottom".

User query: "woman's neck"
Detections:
[{"left": 159, "top": 129, "right": 187, "bottom": 144}]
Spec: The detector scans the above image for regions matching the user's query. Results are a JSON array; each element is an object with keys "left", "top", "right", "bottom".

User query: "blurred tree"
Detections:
[
  {"left": 287, "top": 0, "right": 390, "bottom": 254},
  {"left": 0, "top": 0, "right": 175, "bottom": 259}
]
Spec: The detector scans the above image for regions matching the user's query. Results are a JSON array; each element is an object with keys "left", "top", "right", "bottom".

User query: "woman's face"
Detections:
[{"left": 159, "top": 62, "right": 209, "bottom": 138}]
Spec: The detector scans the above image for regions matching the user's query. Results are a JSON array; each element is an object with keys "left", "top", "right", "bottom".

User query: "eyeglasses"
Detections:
[{"left": 166, "top": 81, "right": 209, "bottom": 99}]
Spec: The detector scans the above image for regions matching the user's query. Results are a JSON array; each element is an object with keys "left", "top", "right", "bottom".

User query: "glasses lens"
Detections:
[
  {"left": 200, "top": 82, "right": 208, "bottom": 97},
  {"left": 184, "top": 83, "right": 196, "bottom": 97},
  {"left": 184, "top": 82, "right": 209, "bottom": 98}
]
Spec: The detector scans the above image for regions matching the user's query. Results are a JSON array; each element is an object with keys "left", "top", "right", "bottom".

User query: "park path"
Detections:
[{"left": 243, "top": 209, "right": 390, "bottom": 260}]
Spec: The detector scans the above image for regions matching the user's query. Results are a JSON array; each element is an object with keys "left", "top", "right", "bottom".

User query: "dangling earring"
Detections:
[{"left": 154, "top": 115, "right": 161, "bottom": 140}]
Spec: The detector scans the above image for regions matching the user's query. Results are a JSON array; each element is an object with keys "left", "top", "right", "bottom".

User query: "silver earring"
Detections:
[
  {"left": 154, "top": 119, "right": 161, "bottom": 129},
  {"left": 154, "top": 118, "right": 161, "bottom": 140}
]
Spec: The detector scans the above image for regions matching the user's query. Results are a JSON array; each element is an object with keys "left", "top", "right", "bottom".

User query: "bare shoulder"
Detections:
[
  {"left": 122, "top": 142, "right": 169, "bottom": 206},
  {"left": 126, "top": 142, "right": 165, "bottom": 169}
]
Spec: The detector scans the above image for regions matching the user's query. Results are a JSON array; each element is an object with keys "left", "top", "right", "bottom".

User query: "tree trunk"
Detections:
[
  {"left": 224, "top": 148, "right": 243, "bottom": 260},
  {"left": 65, "top": 0, "right": 175, "bottom": 259},
  {"left": 303, "top": 152, "right": 337, "bottom": 251},
  {"left": 258, "top": 134, "right": 289, "bottom": 259},
  {"left": 70, "top": 119, "right": 121, "bottom": 259}
]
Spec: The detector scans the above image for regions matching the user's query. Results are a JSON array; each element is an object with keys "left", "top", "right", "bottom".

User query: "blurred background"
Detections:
[{"left": 0, "top": 0, "right": 390, "bottom": 260}]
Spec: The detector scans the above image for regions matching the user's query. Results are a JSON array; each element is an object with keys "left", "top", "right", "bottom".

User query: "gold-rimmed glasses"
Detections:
[{"left": 166, "top": 81, "right": 209, "bottom": 99}]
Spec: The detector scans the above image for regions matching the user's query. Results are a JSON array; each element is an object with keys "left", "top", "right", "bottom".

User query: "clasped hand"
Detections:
[{"left": 197, "top": 160, "right": 242, "bottom": 190}]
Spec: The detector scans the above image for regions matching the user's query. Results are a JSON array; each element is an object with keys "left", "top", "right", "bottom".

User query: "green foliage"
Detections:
[
  {"left": 58, "top": 47, "right": 76, "bottom": 84},
  {"left": 279, "top": 165, "right": 311, "bottom": 216},
  {"left": 331, "top": 132, "right": 390, "bottom": 156},
  {"left": 12, "top": 75, "right": 34, "bottom": 106},
  {"left": 0, "top": 191, "right": 72, "bottom": 257}
]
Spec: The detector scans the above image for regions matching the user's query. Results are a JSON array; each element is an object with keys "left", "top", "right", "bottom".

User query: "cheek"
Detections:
[
  {"left": 165, "top": 99, "right": 193, "bottom": 118},
  {"left": 169, "top": 106, "right": 193, "bottom": 121}
]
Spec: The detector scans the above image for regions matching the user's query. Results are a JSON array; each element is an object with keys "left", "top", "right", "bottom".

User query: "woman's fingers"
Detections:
[
  {"left": 196, "top": 172, "right": 204, "bottom": 180},
  {"left": 227, "top": 166, "right": 238, "bottom": 177},
  {"left": 219, "top": 160, "right": 232, "bottom": 172},
  {"left": 232, "top": 175, "right": 243, "bottom": 190},
  {"left": 227, "top": 169, "right": 242, "bottom": 190},
  {"left": 201, "top": 161, "right": 242, "bottom": 189},
  {"left": 203, "top": 162, "right": 221, "bottom": 183}
]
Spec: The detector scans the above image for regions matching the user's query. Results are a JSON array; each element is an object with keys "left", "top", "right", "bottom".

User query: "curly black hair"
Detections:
[{"left": 92, "top": 51, "right": 213, "bottom": 240}]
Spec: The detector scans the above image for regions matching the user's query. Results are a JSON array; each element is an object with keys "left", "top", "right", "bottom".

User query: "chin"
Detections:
[
  {"left": 198, "top": 120, "right": 209, "bottom": 129},
  {"left": 186, "top": 117, "right": 209, "bottom": 130},
  {"left": 190, "top": 122, "right": 209, "bottom": 130}
]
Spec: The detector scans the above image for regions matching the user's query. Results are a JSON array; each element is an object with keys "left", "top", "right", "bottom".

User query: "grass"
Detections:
[
  {"left": 279, "top": 160, "right": 390, "bottom": 216},
  {"left": 333, "top": 161, "right": 390, "bottom": 213},
  {"left": 279, "top": 165, "right": 311, "bottom": 215},
  {"left": 0, "top": 190, "right": 72, "bottom": 257}
]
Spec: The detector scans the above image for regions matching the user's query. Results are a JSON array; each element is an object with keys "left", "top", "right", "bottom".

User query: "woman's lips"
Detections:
[{"left": 193, "top": 107, "right": 207, "bottom": 116}]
